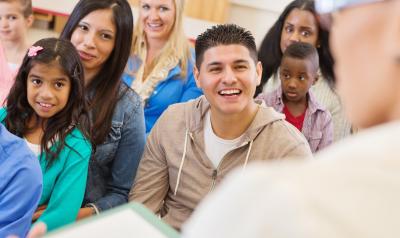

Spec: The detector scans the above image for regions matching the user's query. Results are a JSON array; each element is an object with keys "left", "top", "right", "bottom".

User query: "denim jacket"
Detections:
[{"left": 83, "top": 82, "right": 146, "bottom": 212}]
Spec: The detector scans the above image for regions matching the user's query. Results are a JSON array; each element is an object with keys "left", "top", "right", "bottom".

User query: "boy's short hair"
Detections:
[
  {"left": 195, "top": 24, "right": 257, "bottom": 68},
  {"left": 0, "top": 0, "right": 32, "bottom": 17},
  {"left": 282, "top": 42, "right": 320, "bottom": 71}
]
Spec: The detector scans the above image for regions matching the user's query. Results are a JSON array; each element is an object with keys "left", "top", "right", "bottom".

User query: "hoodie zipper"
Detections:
[
  {"left": 209, "top": 169, "right": 218, "bottom": 192},
  {"left": 188, "top": 131, "right": 219, "bottom": 193},
  {"left": 208, "top": 141, "right": 252, "bottom": 193}
]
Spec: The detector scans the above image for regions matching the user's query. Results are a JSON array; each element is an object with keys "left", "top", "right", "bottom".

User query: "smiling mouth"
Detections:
[
  {"left": 218, "top": 89, "right": 242, "bottom": 96},
  {"left": 78, "top": 51, "right": 95, "bottom": 61},
  {"left": 146, "top": 22, "right": 163, "bottom": 30},
  {"left": 37, "top": 102, "right": 54, "bottom": 109}
]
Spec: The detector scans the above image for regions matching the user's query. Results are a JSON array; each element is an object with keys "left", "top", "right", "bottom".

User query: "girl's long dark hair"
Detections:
[
  {"left": 60, "top": 0, "right": 133, "bottom": 145},
  {"left": 5, "top": 38, "right": 91, "bottom": 166},
  {"left": 255, "top": 0, "right": 335, "bottom": 97}
]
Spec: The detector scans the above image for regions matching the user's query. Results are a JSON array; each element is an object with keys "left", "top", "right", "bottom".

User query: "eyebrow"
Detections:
[
  {"left": 285, "top": 22, "right": 315, "bottom": 30},
  {"left": 28, "top": 74, "right": 69, "bottom": 81},
  {"left": 299, "top": 26, "right": 314, "bottom": 31},
  {"left": 80, "top": 21, "right": 115, "bottom": 34},
  {"left": 53, "top": 77, "right": 69, "bottom": 82},
  {"left": 28, "top": 74, "right": 41, "bottom": 78},
  {"left": 206, "top": 62, "right": 222, "bottom": 67},
  {"left": 206, "top": 59, "right": 249, "bottom": 67},
  {"left": 233, "top": 59, "right": 250, "bottom": 64}
]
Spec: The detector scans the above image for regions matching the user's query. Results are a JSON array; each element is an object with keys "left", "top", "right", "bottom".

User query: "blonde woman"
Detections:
[{"left": 123, "top": 0, "right": 202, "bottom": 133}]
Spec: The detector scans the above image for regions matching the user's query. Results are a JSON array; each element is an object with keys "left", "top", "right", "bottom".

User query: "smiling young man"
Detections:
[{"left": 129, "top": 24, "right": 312, "bottom": 230}]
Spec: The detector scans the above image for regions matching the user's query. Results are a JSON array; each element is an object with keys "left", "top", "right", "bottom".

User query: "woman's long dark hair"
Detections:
[
  {"left": 60, "top": 0, "right": 133, "bottom": 145},
  {"left": 5, "top": 38, "right": 91, "bottom": 166},
  {"left": 255, "top": 0, "right": 335, "bottom": 97}
]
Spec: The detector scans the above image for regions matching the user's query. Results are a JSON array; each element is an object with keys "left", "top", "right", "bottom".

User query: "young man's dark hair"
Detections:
[
  {"left": 283, "top": 42, "right": 319, "bottom": 71},
  {"left": 195, "top": 24, "right": 258, "bottom": 68}
]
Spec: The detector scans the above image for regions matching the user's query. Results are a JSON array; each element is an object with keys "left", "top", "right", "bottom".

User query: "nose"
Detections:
[
  {"left": 287, "top": 78, "right": 297, "bottom": 90},
  {"left": 0, "top": 18, "right": 9, "bottom": 28},
  {"left": 289, "top": 30, "right": 301, "bottom": 43},
  {"left": 38, "top": 84, "right": 54, "bottom": 100},
  {"left": 222, "top": 66, "right": 237, "bottom": 85},
  {"left": 149, "top": 8, "right": 160, "bottom": 20},
  {"left": 83, "top": 31, "right": 96, "bottom": 49}
]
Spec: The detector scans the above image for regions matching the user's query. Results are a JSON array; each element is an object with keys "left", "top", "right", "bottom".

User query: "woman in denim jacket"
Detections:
[{"left": 60, "top": 0, "right": 146, "bottom": 217}]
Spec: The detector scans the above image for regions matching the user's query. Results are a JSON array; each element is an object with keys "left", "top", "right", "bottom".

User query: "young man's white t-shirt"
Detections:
[{"left": 204, "top": 110, "right": 244, "bottom": 168}]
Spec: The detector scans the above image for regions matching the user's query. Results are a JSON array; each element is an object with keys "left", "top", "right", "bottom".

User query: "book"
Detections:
[{"left": 44, "top": 203, "right": 180, "bottom": 238}]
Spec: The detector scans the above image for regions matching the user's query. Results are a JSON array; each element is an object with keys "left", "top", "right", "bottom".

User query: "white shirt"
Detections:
[
  {"left": 24, "top": 138, "right": 40, "bottom": 157},
  {"left": 204, "top": 111, "right": 244, "bottom": 168},
  {"left": 183, "top": 121, "right": 400, "bottom": 238}
]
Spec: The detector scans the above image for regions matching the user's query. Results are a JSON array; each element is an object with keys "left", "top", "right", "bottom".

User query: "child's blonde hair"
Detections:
[{"left": 0, "top": 0, "right": 32, "bottom": 17}]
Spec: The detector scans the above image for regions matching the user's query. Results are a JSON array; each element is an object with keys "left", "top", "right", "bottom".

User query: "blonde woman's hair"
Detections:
[{"left": 132, "top": 0, "right": 191, "bottom": 78}]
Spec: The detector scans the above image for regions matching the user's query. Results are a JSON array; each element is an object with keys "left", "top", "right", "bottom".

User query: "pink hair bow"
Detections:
[{"left": 28, "top": 46, "right": 44, "bottom": 57}]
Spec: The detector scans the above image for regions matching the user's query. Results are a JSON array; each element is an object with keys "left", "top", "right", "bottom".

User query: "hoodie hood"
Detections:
[
  {"left": 131, "top": 94, "right": 312, "bottom": 230},
  {"left": 173, "top": 96, "right": 287, "bottom": 195},
  {"left": 183, "top": 95, "right": 285, "bottom": 143}
]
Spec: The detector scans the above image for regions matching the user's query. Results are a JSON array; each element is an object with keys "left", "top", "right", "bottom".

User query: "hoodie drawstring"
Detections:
[
  {"left": 174, "top": 129, "right": 189, "bottom": 196},
  {"left": 174, "top": 132, "right": 254, "bottom": 195},
  {"left": 242, "top": 140, "right": 254, "bottom": 172}
]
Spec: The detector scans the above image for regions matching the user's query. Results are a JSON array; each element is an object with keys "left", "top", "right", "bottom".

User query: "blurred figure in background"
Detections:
[{"left": 0, "top": 0, "right": 33, "bottom": 104}]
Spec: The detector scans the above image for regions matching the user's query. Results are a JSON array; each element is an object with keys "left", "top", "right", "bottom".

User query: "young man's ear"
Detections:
[
  {"left": 193, "top": 65, "right": 201, "bottom": 89},
  {"left": 255, "top": 61, "right": 263, "bottom": 86}
]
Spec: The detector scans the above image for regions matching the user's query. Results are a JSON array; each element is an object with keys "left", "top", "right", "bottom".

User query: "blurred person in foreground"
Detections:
[{"left": 0, "top": 123, "right": 42, "bottom": 238}]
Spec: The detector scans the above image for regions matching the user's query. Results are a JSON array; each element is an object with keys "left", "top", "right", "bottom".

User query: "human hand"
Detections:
[{"left": 27, "top": 222, "right": 47, "bottom": 238}]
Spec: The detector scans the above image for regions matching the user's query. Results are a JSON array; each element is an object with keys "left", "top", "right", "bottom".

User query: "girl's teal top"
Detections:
[{"left": 0, "top": 108, "right": 92, "bottom": 231}]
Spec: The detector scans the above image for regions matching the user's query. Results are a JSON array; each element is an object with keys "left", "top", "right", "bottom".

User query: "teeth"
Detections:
[
  {"left": 219, "top": 89, "right": 241, "bottom": 95},
  {"left": 148, "top": 23, "right": 162, "bottom": 27},
  {"left": 39, "top": 102, "right": 52, "bottom": 108}
]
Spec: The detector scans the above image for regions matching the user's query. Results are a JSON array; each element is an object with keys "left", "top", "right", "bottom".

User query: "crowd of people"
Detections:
[{"left": 0, "top": 0, "right": 399, "bottom": 237}]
